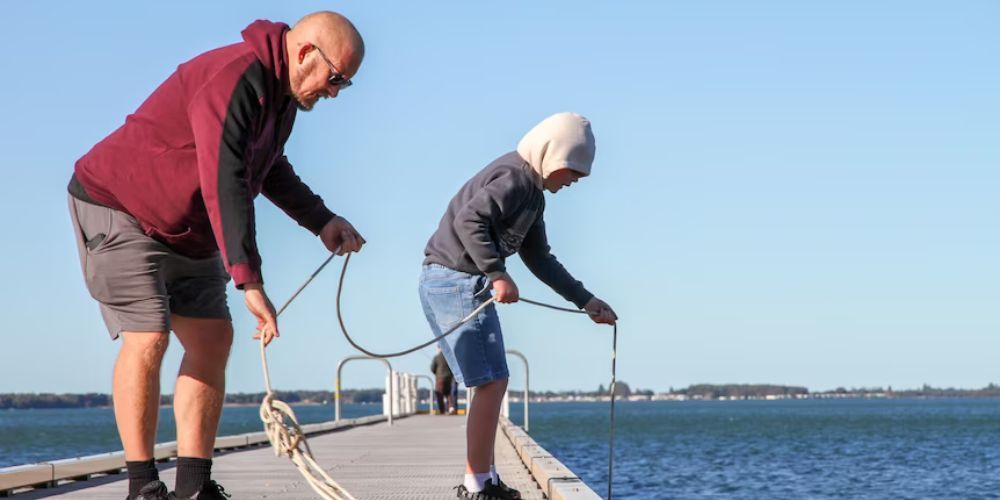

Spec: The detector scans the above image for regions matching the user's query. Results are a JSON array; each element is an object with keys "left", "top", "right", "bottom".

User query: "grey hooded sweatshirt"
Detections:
[{"left": 422, "top": 113, "right": 596, "bottom": 309}]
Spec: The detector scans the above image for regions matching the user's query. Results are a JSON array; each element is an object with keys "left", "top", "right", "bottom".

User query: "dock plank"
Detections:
[{"left": 20, "top": 415, "right": 544, "bottom": 499}]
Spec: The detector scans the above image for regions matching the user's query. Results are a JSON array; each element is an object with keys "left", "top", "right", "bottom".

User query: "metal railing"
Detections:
[
  {"left": 506, "top": 349, "right": 530, "bottom": 432},
  {"left": 414, "top": 374, "right": 434, "bottom": 413},
  {"left": 335, "top": 355, "right": 394, "bottom": 426}
]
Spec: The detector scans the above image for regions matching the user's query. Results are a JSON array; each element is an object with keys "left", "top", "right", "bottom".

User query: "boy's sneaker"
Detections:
[
  {"left": 131, "top": 480, "right": 169, "bottom": 500},
  {"left": 168, "top": 480, "right": 231, "bottom": 499},
  {"left": 495, "top": 477, "right": 522, "bottom": 499},
  {"left": 455, "top": 479, "right": 516, "bottom": 500}
]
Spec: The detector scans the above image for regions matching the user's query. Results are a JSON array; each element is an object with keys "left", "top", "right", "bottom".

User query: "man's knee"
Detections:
[
  {"left": 173, "top": 318, "right": 234, "bottom": 366},
  {"left": 120, "top": 331, "right": 170, "bottom": 363}
]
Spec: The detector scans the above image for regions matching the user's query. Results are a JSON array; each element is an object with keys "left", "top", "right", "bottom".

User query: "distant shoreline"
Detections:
[{"left": 5, "top": 383, "right": 1000, "bottom": 410}]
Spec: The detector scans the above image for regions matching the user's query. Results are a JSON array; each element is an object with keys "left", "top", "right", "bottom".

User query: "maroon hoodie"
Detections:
[{"left": 72, "top": 20, "right": 334, "bottom": 288}]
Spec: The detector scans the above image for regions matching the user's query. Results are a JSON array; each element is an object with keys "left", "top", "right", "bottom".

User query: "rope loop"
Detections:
[
  {"left": 257, "top": 251, "right": 618, "bottom": 499},
  {"left": 258, "top": 327, "right": 357, "bottom": 499}
]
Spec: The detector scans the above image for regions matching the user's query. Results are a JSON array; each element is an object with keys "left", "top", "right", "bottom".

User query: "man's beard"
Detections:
[
  {"left": 290, "top": 64, "right": 316, "bottom": 112},
  {"left": 294, "top": 99, "right": 315, "bottom": 112}
]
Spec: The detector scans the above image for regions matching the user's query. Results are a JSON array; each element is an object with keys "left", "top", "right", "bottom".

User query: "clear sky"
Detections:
[{"left": 1, "top": 1, "right": 997, "bottom": 395}]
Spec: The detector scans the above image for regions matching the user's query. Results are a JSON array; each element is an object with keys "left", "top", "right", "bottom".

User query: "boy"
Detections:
[{"left": 419, "top": 112, "right": 617, "bottom": 499}]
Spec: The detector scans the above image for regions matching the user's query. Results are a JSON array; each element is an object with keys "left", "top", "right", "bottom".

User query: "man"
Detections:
[
  {"left": 431, "top": 347, "right": 456, "bottom": 415},
  {"left": 419, "top": 112, "right": 617, "bottom": 499},
  {"left": 68, "top": 11, "right": 365, "bottom": 500}
]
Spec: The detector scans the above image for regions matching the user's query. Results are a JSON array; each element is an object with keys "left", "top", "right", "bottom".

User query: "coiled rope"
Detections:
[{"left": 258, "top": 255, "right": 355, "bottom": 500}]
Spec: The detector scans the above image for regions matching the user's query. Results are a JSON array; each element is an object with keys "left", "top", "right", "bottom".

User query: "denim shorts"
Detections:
[{"left": 418, "top": 264, "right": 508, "bottom": 388}]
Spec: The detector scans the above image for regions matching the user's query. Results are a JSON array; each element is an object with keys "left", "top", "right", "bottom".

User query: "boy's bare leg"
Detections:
[{"left": 466, "top": 378, "right": 508, "bottom": 473}]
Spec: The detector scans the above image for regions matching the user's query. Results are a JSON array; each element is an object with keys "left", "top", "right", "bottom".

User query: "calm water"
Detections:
[
  {"left": 0, "top": 403, "right": 380, "bottom": 469},
  {"left": 4, "top": 399, "right": 1000, "bottom": 498},
  {"left": 511, "top": 399, "right": 1000, "bottom": 499}
]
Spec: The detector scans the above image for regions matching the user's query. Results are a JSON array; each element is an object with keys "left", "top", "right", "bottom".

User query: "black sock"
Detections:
[
  {"left": 126, "top": 459, "right": 159, "bottom": 499},
  {"left": 174, "top": 457, "right": 213, "bottom": 497}
]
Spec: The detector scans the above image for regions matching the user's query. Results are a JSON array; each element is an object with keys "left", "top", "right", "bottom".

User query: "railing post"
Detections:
[
  {"left": 335, "top": 356, "right": 394, "bottom": 426},
  {"left": 399, "top": 373, "right": 409, "bottom": 415},
  {"left": 406, "top": 374, "right": 416, "bottom": 414},
  {"left": 414, "top": 375, "right": 434, "bottom": 413},
  {"left": 506, "top": 350, "right": 530, "bottom": 432}
]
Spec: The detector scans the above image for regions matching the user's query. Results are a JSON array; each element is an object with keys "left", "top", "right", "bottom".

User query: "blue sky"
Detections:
[{"left": 0, "top": 1, "right": 997, "bottom": 395}]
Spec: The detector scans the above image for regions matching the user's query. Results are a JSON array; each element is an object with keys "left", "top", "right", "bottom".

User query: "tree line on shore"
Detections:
[
  {"left": 6, "top": 382, "right": 1000, "bottom": 409},
  {"left": 0, "top": 389, "right": 387, "bottom": 410}
]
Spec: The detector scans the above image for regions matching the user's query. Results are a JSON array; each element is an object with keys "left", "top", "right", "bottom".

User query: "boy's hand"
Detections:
[
  {"left": 584, "top": 297, "right": 618, "bottom": 325},
  {"left": 492, "top": 273, "right": 520, "bottom": 303}
]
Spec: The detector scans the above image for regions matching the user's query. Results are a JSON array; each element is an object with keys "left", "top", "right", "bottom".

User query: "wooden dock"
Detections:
[{"left": 3, "top": 414, "right": 599, "bottom": 499}]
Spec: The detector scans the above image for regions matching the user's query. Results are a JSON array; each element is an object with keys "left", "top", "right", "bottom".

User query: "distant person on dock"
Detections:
[
  {"left": 431, "top": 347, "right": 457, "bottom": 414},
  {"left": 66, "top": 11, "right": 366, "bottom": 500},
  {"left": 419, "top": 112, "right": 618, "bottom": 499}
]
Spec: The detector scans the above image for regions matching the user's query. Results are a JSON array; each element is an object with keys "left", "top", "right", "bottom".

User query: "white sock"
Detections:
[
  {"left": 490, "top": 464, "right": 498, "bottom": 483},
  {"left": 464, "top": 472, "right": 492, "bottom": 492}
]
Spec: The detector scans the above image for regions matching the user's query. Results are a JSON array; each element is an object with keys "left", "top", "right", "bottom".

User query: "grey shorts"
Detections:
[{"left": 68, "top": 195, "right": 231, "bottom": 339}]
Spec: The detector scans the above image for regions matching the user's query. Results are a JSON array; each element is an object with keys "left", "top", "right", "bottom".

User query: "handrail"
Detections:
[
  {"left": 335, "top": 356, "right": 394, "bottom": 426},
  {"left": 414, "top": 374, "right": 434, "bottom": 413},
  {"left": 506, "top": 350, "right": 530, "bottom": 432}
]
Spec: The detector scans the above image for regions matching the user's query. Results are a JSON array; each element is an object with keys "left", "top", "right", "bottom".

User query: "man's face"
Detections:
[
  {"left": 290, "top": 44, "right": 354, "bottom": 111},
  {"left": 543, "top": 168, "right": 585, "bottom": 193}
]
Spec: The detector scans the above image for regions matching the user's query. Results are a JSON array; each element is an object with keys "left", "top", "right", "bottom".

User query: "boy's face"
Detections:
[{"left": 543, "top": 168, "right": 585, "bottom": 193}]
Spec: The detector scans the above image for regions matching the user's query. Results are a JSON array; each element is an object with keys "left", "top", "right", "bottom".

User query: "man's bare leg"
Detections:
[
  {"left": 169, "top": 315, "right": 232, "bottom": 496},
  {"left": 114, "top": 331, "right": 170, "bottom": 461},
  {"left": 171, "top": 315, "right": 233, "bottom": 458}
]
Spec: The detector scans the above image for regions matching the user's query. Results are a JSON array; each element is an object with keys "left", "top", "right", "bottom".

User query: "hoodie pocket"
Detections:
[{"left": 146, "top": 226, "right": 193, "bottom": 248}]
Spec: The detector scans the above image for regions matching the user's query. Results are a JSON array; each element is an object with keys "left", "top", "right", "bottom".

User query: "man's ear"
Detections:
[{"left": 297, "top": 42, "right": 314, "bottom": 64}]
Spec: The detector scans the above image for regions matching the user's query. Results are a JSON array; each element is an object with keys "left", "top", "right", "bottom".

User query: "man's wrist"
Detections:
[{"left": 243, "top": 282, "right": 264, "bottom": 291}]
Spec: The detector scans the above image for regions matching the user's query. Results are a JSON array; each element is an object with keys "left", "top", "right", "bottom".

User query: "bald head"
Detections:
[{"left": 288, "top": 11, "right": 365, "bottom": 77}]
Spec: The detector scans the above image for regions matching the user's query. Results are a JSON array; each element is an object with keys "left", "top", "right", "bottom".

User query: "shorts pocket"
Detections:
[
  {"left": 74, "top": 201, "right": 114, "bottom": 255},
  {"left": 423, "top": 284, "right": 466, "bottom": 329}
]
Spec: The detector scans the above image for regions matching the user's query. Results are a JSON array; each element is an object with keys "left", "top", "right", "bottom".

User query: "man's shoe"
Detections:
[
  {"left": 168, "top": 481, "right": 231, "bottom": 500},
  {"left": 455, "top": 479, "right": 516, "bottom": 500},
  {"left": 131, "top": 480, "right": 169, "bottom": 500}
]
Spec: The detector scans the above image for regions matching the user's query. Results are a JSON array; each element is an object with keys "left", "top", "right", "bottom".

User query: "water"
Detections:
[
  {"left": 0, "top": 403, "right": 379, "bottom": 469},
  {"left": 4, "top": 399, "right": 1000, "bottom": 498},
  {"left": 509, "top": 399, "right": 1000, "bottom": 499}
]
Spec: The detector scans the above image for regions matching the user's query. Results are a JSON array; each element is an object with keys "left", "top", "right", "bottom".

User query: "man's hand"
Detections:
[
  {"left": 320, "top": 216, "right": 366, "bottom": 255},
  {"left": 584, "top": 297, "right": 618, "bottom": 325},
  {"left": 244, "top": 283, "right": 279, "bottom": 346},
  {"left": 492, "top": 273, "right": 520, "bottom": 303}
]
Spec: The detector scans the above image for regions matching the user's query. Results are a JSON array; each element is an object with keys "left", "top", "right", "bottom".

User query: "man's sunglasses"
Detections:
[{"left": 312, "top": 44, "right": 353, "bottom": 90}]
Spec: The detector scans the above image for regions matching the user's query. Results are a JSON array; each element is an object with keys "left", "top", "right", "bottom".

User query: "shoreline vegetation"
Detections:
[{"left": 5, "top": 383, "right": 1000, "bottom": 409}]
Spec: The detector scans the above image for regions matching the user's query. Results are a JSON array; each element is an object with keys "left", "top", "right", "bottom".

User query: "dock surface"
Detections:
[{"left": 15, "top": 415, "right": 545, "bottom": 499}]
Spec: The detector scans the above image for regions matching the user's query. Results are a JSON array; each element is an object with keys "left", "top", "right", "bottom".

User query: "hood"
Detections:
[
  {"left": 241, "top": 20, "right": 291, "bottom": 83},
  {"left": 516, "top": 112, "right": 596, "bottom": 186}
]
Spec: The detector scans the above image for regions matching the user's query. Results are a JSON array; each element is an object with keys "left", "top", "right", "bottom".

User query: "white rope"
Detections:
[
  {"left": 257, "top": 252, "right": 619, "bottom": 499},
  {"left": 259, "top": 338, "right": 357, "bottom": 500},
  {"left": 256, "top": 252, "right": 357, "bottom": 500}
]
